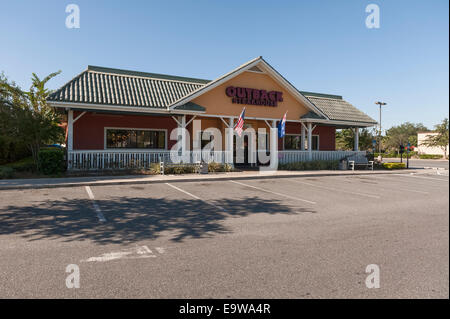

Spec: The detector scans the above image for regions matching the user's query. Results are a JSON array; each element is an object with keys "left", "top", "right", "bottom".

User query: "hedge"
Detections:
[
  {"left": 382, "top": 162, "right": 406, "bottom": 169},
  {"left": 4, "top": 157, "right": 36, "bottom": 172},
  {"left": 0, "top": 166, "right": 14, "bottom": 179},
  {"left": 208, "top": 162, "right": 233, "bottom": 173},
  {"left": 38, "top": 148, "right": 65, "bottom": 175},
  {"left": 278, "top": 160, "right": 339, "bottom": 171}
]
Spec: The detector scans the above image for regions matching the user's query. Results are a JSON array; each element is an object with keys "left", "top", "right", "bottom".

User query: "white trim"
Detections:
[
  {"left": 300, "top": 118, "right": 376, "bottom": 127},
  {"left": 48, "top": 101, "right": 205, "bottom": 115},
  {"left": 245, "top": 69, "right": 266, "bottom": 74},
  {"left": 73, "top": 111, "right": 86, "bottom": 123},
  {"left": 196, "top": 113, "right": 301, "bottom": 123},
  {"left": 185, "top": 115, "right": 197, "bottom": 127},
  {"left": 171, "top": 116, "right": 181, "bottom": 126},
  {"left": 219, "top": 117, "right": 231, "bottom": 128},
  {"left": 103, "top": 127, "right": 168, "bottom": 151}
]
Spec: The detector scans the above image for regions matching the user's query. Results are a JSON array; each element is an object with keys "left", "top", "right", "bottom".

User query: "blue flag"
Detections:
[{"left": 278, "top": 112, "right": 287, "bottom": 138}]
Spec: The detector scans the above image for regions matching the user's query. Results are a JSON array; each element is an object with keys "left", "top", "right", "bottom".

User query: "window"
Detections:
[
  {"left": 106, "top": 129, "right": 165, "bottom": 149},
  {"left": 284, "top": 135, "right": 319, "bottom": 150},
  {"left": 284, "top": 135, "right": 301, "bottom": 150},
  {"left": 306, "top": 136, "right": 319, "bottom": 150}
]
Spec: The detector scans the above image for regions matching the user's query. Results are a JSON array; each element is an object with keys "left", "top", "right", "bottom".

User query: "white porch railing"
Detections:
[
  {"left": 67, "top": 150, "right": 230, "bottom": 170},
  {"left": 67, "top": 150, "right": 367, "bottom": 170},
  {"left": 278, "top": 150, "right": 366, "bottom": 164}
]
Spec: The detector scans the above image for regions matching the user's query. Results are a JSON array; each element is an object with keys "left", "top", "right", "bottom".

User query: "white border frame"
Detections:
[{"left": 103, "top": 127, "right": 168, "bottom": 151}]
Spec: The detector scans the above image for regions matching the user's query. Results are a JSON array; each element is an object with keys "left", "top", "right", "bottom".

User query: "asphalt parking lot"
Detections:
[{"left": 0, "top": 170, "right": 448, "bottom": 298}]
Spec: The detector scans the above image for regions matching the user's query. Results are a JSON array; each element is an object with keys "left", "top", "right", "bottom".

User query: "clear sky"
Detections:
[{"left": 1, "top": 0, "right": 448, "bottom": 131}]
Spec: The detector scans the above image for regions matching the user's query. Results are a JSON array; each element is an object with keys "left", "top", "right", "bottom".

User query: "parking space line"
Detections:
[
  {"left": 289, "top": 179, "right": 380, "bottom": 199},
  {"left": 230, "top": 180, "right": 316, "bottom": 205},
  {"left": 85, "top": 186, "right": 106, "bottom": 222},
  {"left": 165, "top": 183, "right": 227, "bottom": 212}
]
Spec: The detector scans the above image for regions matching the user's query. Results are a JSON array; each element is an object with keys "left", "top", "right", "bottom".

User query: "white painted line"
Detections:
[
  {"left": 230, "top": 180, "right": 316, "bottom": 205},
  {"left": 165, "top": 183, "right": 227, "bottom": 211},
  {"left": 85, "top": 186, "right": 106, "bottom": 222},
  {"left": 155, "top": 247, "right": 165, "bottom": 254},
  {"left": 394, "top": 174, "right": 449, "bottom": 182},
  {"left": 82, "top": 245, "right": 157, "bottom": 262},
  {"left": 290, "top": 179, "right": 380, "bottom": 199}
]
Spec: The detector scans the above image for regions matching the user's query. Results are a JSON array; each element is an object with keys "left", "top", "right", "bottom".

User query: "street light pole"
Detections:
[{"left": 375, "top": 101, "right": 387, "bottom": 157}]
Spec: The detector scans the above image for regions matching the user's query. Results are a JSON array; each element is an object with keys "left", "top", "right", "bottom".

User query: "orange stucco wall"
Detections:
[{"left": 192, "top": 71, "right": 310, "bottom": 121}]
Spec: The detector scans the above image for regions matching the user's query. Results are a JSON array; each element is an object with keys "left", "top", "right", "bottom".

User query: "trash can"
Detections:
[
  {"left": 200, "top": 162, "right": 209, "bottom": 174},
  {"left": 339, "top": 159, "right": 348, "bottom": 170}
]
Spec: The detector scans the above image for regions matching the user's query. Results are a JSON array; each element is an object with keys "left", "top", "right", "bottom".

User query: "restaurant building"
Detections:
[{"left": 47, "top": 57, "right": 377, "bottom": 170}]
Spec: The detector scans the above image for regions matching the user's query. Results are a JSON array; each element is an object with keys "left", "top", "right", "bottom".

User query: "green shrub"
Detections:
[
  {"left": 278, "top": 160, "right": 339, "bottom": 171},
  {"left": 382, "top": 162, "right": 406, "bottom": 169},
  {"left": 38, "top": 148, "right": 65, "bottom": 175},
  {"left": 164, "top": 163, "right": 197, "bottom": 175},
  {"left": 208, "top": 162, "right": 233, "bottom": 172},
  {"left": 0, "top": 166, "right": 14, "bottom": 179},
  {"left": 417, "top": 154, "right": 444, "bottom": 159},
  {"left": 148, "top": 163, "right": 161, "bottom": 174}
]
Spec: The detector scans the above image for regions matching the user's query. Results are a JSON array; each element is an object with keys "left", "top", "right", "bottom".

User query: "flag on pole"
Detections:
[
  {"left": 278, "top": 111, "right": 287, "bottom": 138},
  {"left": 234, "top": 107, "right": 246, "bottom": 137}
]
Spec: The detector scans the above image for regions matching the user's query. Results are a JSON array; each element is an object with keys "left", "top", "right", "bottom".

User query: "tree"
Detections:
[
  {"left": 0, "top": 71, "right": 64, "bottom": 164},
  {"left": 336, "top": 128, "right": 375, "bottom": 151},
  {"left": 384, "top": 122, "right": 429, "bottom": 153},
  {"left": 422, "top": 118, "right": 449, "bottom": 159}
]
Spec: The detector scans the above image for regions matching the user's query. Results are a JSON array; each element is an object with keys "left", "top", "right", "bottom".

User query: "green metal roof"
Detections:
[
  {"left": 47, "top": 66, "right": 210, "bottom": 109},
  {"left": 47, "top": 61, "right": 376, "bottom": 125},
  {"left": 303, "top": 94, "right": 377, "bottom": 125}
]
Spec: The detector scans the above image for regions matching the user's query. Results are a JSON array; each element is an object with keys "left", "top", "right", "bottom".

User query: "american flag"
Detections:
[
  {"left": 278, "top": 111, "right": 287, "bottom": 138},
  {"left": 234, "top": 107, "right": 246, "bottom": 137}
]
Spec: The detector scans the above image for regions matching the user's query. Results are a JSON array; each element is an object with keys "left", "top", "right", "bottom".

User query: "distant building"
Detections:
[{"left": 417, "top": 132, "right": 449, "bottom": 156}]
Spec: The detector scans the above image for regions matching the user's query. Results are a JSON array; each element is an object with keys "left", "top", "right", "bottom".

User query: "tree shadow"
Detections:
[{"left": 0, "top": 196, "right": 315, "bottom": 244}]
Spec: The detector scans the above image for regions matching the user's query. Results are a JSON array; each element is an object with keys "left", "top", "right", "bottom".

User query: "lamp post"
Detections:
[{"left": 375, "top": 101, "right": 387, "bottom": 160}]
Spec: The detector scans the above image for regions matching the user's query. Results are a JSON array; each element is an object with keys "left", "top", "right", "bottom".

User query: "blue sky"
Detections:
[{"left": 1, "top": 0, "right": 448, "bottom": 131}]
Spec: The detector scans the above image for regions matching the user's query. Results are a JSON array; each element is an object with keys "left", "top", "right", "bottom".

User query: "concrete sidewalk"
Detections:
[{"left": 0, "top": 169, "right": 425, "bottom": 190}]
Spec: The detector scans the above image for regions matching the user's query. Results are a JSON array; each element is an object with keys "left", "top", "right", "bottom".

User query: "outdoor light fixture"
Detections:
[{"left": 375, "top": 101, "right": 387, "bottom": 156}]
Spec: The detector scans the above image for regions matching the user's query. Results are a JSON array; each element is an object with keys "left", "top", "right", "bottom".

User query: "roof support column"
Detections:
[
  {"left": 180, "top": 115, "right": 187, "bottom": 160},
  {"left": 301, "top": 124, "right": 306, "bottom": 151},
  {"left": 307, "top": 122, "right": 312, "bottom": 161},
  {"left": 225, "top": 117, "right": 234, "bottom": 165},
  {"left": 354, "top": 127, "right": 359, "bottom": 151},
  {"left": 67, "top": 109, "right": 73, "bottom": 152},
  {"left": 270, "top": 120, "right": 278, "bottom": 169}
]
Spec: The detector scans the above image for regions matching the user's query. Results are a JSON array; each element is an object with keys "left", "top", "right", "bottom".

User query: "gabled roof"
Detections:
[
  {"left": 303, "top": 94, "right": 377, "bottom": 125},
  {"left": 169, "top": 56, "right": 328, "bottom": 119},
  {"left": 47, "top": 65, "right": 209, "bottom": 110}
]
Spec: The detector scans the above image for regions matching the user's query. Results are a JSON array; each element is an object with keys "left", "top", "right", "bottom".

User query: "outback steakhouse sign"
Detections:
[{"left": 225, "top": 86, "right": 283, "bottom": 107}]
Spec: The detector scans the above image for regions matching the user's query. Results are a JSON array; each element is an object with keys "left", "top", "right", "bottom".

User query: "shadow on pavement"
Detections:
[{"left": 0, "top": 196, "right": 314, "bottom": 244}]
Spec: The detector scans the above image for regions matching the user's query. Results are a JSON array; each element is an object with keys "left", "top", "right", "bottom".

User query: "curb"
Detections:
[{"left": 0, "top": 170, "right": 420, "bottom": 191}]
